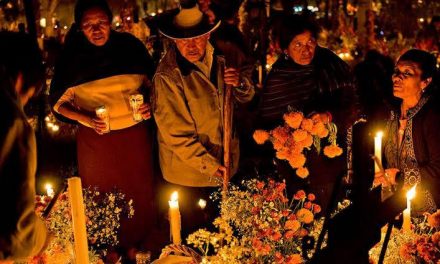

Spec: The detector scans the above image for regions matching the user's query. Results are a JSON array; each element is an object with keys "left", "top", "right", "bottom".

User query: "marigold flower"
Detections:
[
  {"left": 256, "top": 181, "right": 265, "bottom": 190},
  {"left": 286, "top": 254, "right": 303, "bottom": 264},
  {"left": 299, "top": 228, "right": 309, "bottom": 237},
  {"left": 288, "top": 153, "right": 306, "bottom": 169},
  {"left": 427, "top": 210, "right": 440, "bottom": 229},
  {"left": 284, "top": 230, "right": 296, "bottom": 239},
  {"left": 432, "top": 231, "right": 440, "bottom": 246},
  {"left": 284, "top": 112, "right": 303, "bottom": 129},
  {"left": 271, "top": 231, "right": 282, "bottom": 241},
  {"left": 272, "top": 126, "right": 290, "bottom": 144},
  {"left": 253, "top": 130, "right": 270, "bottom": 145},
  {"left": 304, "top": 201, "right": 312, "bottom": 209},
  {"left": 399, "top": 243, "right": 415, "bottom": 261},
  {"left": 276, "top": 148, "right": 290, "bottom": 160},
  {"left": 294, "top": 190, "right": 306, "bottom": 200},
  {"left": 273, "top": 140, "right": 284, "bottom": 151},
  {"left": 285, "top": 220, "right": 301, "bottom": 232},
  {"left": 296, "top": 167, "right": 309, "bottom": 178},
  {"left": 317, "top": 128, "right": 329, "bottom": 138},
  {"left": 312, "top": 204, "right": 321, "bottom": 214},
  {"left": 323, "top": 144, "right": 343, "bottom": 158},
  {"left": 298, "top": 134, "right": 313, "bottom": 148},
  {"left": 275, "top": 251, "right": 285, "bottom": 263},
  {"left": 292, "top": 129, "right": 308, "bottom": 142},
  {"left": 296, "top": 208, "right": 314, "bottom": 224},
  {"left": 301, "top": 118, "right": 314, "bottom": 132},
  {"left": 307, "top": 193, "right": 316, "bottom": 201},
  {"left": 310, "top": 122, "right": 325, "bottom": 136}
]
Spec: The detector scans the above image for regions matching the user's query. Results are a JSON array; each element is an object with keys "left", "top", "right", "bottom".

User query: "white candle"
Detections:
[
  {"left": 374, "top": 131, "right": 383, "bottom": 173},
  {"left": 168, "top": 191, "right": 181, "bottom": 245},
  {"left": 68, "top": 177, "right": 89, "bottom": 264},
  {"left": 403, "top": 185, "right": 416, "bottom": 232},
  {"left": 45, "top": 183, "right": 54, "bottom": 198}
]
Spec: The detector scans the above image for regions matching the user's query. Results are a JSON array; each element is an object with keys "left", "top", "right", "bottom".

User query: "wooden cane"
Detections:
[{"left": 222, "top": 83, "right": 233, "bottom": 199}]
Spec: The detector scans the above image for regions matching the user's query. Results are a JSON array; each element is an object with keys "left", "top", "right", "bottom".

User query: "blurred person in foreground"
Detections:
[{"left": 0, "top": 32, "right": 49, "bottom": 262}]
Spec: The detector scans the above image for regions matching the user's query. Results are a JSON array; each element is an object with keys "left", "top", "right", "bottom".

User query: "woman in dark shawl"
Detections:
[{"left": 49, "top": 0, "right": 156, "bottom": 252}]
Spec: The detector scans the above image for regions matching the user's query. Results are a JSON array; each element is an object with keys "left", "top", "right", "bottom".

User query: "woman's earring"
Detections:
[{"left": 284, "top": 51, "right": 289, "bottom": 60}]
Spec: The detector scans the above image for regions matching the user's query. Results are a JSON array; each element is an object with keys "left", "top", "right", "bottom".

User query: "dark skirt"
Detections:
[{"left": 77, "top": 121, "right": 155, "bottom": 249}]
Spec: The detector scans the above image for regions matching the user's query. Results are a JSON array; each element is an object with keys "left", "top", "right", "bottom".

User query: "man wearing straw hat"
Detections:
[{"left": 152, "top": 0, "right": 254, "bottom": 232}]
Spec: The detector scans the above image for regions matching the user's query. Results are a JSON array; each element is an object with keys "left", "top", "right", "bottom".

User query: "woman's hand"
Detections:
[
  {"left": 80, "top": 114, "right": 108, "bottom": 135},
  {"left": 139, "top": 103, "right": 151, "bottom": 120},
  {"left": 374, "top": 168, "right": 399, "bottom": 187}
]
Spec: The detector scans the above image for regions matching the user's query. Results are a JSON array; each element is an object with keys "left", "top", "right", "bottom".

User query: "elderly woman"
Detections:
[
  {"left": 375, "top": 49, "right": 440, "bottom": 213},
  {"left": 258, "top": 15, "right": 358, "bottom": 211},
  {"left": 49, "top": 0, "right": 156, "bottom": 251}
]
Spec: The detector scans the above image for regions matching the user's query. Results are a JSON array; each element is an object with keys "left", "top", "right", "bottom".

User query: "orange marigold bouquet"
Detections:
[
  {"left": 253, "top": 110, "right": 343, "bottom": 178},
  {"left": 178, "top": 179, "right": 323, "bottom": 263}
]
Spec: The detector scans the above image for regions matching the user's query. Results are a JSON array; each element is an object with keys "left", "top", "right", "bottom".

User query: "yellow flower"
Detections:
[
  {"left": 323, "top": 144, "right": 343, "bottom": 158},
  {"left": 427, "top": 210, "right": 440, "bottom": 229},
  {"left": 288, "top": 153, "right": 306, "bottom": 169},
  {"left": 253, "top": 130, "right": 270, "bottom": 145},
  {"left": 296, "top": 167, "right": 309, "bottom": 178},
  {"left": 284, "top": 112, "right": 303, "bottom": 129},
  {"left": 286, "top": 254, "right": 303, "bottom": 264},
  {"left": 292, "top": 129, "right": 308, "bottom": 142},
  {"left": 296, "top": 208, "right": 314, "bottom": 224},
  {"left": 317, "top": 128, "right": 329, "bottom": 138},
  {"left": 272, "top": 126, "right": 290, "bottom": 144}
]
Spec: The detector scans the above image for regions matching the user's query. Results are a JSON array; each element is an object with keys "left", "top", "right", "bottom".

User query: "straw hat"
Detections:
[{"left": 159, "top": 0, "right": 220, "bottom": 39}]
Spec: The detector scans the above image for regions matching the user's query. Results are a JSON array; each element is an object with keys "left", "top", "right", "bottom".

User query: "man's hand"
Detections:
[
  {"left": 139, "top": 103, "right": 151, "bottom": 120},
  {"left": 374, "top": 168, "right": 399, "bottom": 187},
  {"left": 213, "top": 166, "right": 227, "bottom": 179},
  {"left": 224, "top": 68, "right": 240, "bottom": 87}
]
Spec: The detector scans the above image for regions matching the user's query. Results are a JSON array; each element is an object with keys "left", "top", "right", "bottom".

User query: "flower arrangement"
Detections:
[
  {"left": 160, "top": 179, "right": 323, "bottom": 263},
  {"left": 253, "top": 110, "right": 343, "bottom": 178},
  {"left": 29, "top": 187, "right": 134, "bottom": 263},
  {"left": 369, "top": 210, "right": 440, "bottom": 263}
]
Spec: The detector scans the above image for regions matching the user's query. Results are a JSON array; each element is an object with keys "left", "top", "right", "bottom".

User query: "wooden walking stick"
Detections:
[{"left": 222, "top": 82, "right": 233, "bottom": 200}]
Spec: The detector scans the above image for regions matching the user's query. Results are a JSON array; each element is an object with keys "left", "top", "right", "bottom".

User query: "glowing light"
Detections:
[
  {"left": 406, "top": 185, "right": 416, "bottom": 201},
  {"left": 45, "top": 183, "right": 54, "bottom": 197},
  {"left": 198, "top": 199, "right": 207, "bottom": 209},
  {"left": 40, "top": 18, "right": 47, "bottom": 28},
  {"left": 171, "top": 191, "right": 178, "bottom": 202}
]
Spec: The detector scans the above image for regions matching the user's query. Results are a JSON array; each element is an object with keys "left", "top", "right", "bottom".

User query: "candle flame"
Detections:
[
  {"left": 198, "top": 199, "right": 207, "bottom": 209},
  {"left": 171, "top": 191, "right": 178, "bottom": 201},
  {"left": 406, "top": 185, "right": 417, "bottom": 200},
  {"left": 376, "top": 131, "right": 383, "bottom": 138},
  {"left": 45, "top": 183, "right": 53, "bottom": 191}
]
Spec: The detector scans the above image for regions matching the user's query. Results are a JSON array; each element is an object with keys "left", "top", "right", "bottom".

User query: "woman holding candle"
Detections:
[
  {"left": 374, "top": 49, "right": 440, "bottom": 213},
  {"left": 49, "top": 0, "right": 157, "bottom": 255}
]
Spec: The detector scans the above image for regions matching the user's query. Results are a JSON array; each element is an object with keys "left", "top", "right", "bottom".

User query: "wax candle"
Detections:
[
  {"left": 168, "top": 191, "right": 181, "bottom": 245},
  {"left": 403, "top": 185, "right": 416, "bottom": 232},
  {"left": 68, "top": 177, "right": 89, "bottom": 264},
  {"left": 374, "top": 131, "right": 383, "bottom": 173}
]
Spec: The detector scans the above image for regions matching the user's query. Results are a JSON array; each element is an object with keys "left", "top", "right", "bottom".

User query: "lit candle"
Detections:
[
  {"left": 45, "top": 183, "right": 54, "bottom": 198},
  {"left": 402, "top": 185, "right": 416, "bottom": 232},
  {"left": 258, "top": 64, "right": 263, "bottom": 87},
  {"left": 374, "top": 131, "right": 383, "bottom": 173},
  {"left": 198, "top": 199, "right": 207, "bottom": 210},
  {"left": 168, "top": 191, "right": 181, "bottom": 245},
  {"left": 67, "top": 177, "right": 89, "bottom": 264}
]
